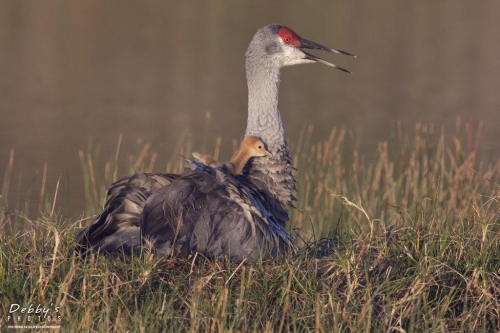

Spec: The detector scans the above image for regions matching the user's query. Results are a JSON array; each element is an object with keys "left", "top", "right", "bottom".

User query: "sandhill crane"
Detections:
[
  {"left": 191, "top": 136, "right": 271, "bottom": 174},
  {"left": 75, "top": 24, "right": 354, "bottom": 261}
]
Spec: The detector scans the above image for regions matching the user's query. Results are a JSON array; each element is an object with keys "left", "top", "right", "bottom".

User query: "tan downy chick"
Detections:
[
  {"left": 192, "top": 136, "right": 271, "bottom": 175},
  {"left": 191, "top": 152, "right": 218, "bottom": 166}
]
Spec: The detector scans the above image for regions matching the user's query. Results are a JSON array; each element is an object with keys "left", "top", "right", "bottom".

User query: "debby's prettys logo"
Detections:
[{"left": 6, "top": 303, "right": 62, "bottom": 323}]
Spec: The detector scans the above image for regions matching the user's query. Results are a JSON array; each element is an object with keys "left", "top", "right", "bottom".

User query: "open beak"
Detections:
[{"left": 300, "top": 38, "right": 356, "bottom": 73}]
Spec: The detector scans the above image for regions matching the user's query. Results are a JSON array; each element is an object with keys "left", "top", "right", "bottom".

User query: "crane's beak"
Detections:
[{"left": 300, "top": 38, "right": 356, "bottom": 73}]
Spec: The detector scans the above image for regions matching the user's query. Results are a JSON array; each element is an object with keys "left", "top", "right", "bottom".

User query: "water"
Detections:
[{"left": 1, "top": 0, "right": 500, "bottom": 218}]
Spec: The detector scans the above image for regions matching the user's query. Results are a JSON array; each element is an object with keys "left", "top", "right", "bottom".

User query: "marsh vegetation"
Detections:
[{"left": 1, "top": 120, "right": 500, "bottom": 332}]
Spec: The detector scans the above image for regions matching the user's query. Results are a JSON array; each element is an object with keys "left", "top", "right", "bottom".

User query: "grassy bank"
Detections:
[{"left": 1, "top": 121, "right": 500, "bottom": 332}]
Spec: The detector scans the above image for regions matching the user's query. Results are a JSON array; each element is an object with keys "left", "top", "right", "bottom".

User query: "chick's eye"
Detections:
[{"left": 258, "top": 145, "right": 262, "bottom": 149}]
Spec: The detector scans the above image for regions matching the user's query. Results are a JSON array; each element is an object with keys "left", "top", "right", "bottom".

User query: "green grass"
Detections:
[{"left": 1, "top": 120, "right": 500, "bottom": 332}]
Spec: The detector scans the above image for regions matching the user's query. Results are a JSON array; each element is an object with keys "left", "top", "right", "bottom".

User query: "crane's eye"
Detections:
[{"left": 278, "top": 27, "right": 300, "bottom": 46}]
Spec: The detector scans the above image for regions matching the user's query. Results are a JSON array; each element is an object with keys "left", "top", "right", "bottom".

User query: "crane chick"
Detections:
[{"left": 192, "top": 136, "right": 271, "bottom": 175}]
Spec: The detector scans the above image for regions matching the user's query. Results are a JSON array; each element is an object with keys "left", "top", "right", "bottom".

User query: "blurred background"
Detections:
[{"left": 1, "top": 1, "right": 499, "bottom": 218}]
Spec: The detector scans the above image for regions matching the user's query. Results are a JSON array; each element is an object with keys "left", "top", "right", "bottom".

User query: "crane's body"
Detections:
[{"left": 75, "top": 24, "right": 354, "bottom": 261}]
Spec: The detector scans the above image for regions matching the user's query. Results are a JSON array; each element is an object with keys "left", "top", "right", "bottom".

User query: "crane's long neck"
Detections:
[
  {"left": 244, "top": 59, "right": 296, "bottom": 218},
  {"left": 245, "top": 66, "right": 285, "bottom": 151}
]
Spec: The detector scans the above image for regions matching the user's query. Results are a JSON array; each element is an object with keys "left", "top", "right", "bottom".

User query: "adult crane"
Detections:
[{"left": 75, "top": 24, "right": 354, "bottom": 261}]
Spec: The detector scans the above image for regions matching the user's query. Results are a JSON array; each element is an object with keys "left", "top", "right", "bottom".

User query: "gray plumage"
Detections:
[
  {"left": 141, "top": 166, "right": 295, "bottom": 261},
  {"left": 75, "top": 172, "right": 174, "bottom": 255},
  {"left": 75, "top": 24, "right": 354, "bottom": 261}
]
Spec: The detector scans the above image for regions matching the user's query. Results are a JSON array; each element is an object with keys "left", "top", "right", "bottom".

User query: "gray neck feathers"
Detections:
[
  {"left": 245, "top": 65, "right": 285, "bottom": 151},
  {"left": 244, "top": 39, "right": 296, "bottom": 215}
]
